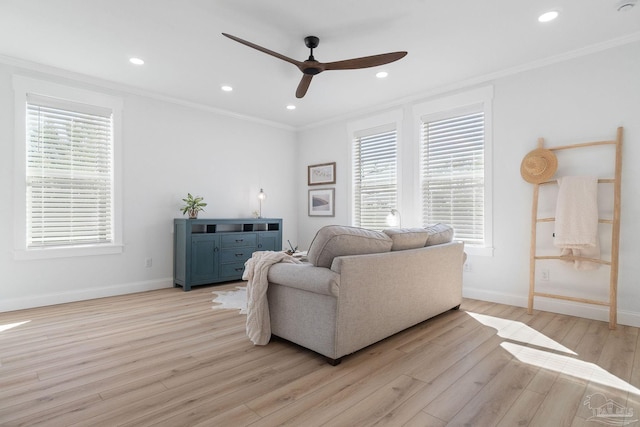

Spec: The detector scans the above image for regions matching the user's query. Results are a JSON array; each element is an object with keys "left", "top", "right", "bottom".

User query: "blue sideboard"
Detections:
[{"left": 173, "top": 218, "right": 283, "bottom": 291}]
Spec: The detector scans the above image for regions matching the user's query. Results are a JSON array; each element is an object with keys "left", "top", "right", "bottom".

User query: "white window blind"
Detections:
[
  {"left": 421, "top": 111, "right": 485, "bottom": 245},
  {"left": 352, "top": 128, "right": 397, "bottom": 230},
  {"left": 26, "top": 95, "right": 114, "bottom": 248}
]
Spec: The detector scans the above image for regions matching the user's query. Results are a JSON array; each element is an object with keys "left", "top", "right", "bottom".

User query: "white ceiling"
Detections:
[{"left": 1, "top": 0, "right": 639, "bottom": 129}]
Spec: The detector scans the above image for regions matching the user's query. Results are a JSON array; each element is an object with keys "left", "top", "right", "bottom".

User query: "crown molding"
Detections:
[
  {"left": 3, "top": 31, "right": 638, "bottom": 134},
  {"left": 0, "top": 54, "right": 296, "bottom": 132},
  {"left": 298, "top": 32, "right": 640, "bottom": 132}
]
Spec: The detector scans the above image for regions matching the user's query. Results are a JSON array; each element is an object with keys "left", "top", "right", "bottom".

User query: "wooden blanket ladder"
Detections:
[{"left": 527, "top": 127, "right": 623, "bottom": 329}]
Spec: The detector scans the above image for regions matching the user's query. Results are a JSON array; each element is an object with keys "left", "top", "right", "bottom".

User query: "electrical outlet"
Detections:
[
  {"left": 145, "top": 258, "right": 152, "bottom": 268},
  {"left": 541, "top": 268, "right": 550, "bottom": 281},
  {"left": 464, "top": 262, "right": 472, "bottom": 272}
]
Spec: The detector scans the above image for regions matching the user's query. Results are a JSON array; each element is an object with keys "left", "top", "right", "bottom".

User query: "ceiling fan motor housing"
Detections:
[{"left": 302, "top": 64, "right": 322, "bottom": 75}]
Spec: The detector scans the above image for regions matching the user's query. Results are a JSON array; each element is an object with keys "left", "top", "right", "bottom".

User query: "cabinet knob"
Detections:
[
  {"left": 235, "top": 239, "right": 244, "bottom": 243},
  {"left": 235, "top": 267, "right": 243, "bottom": 272},
  {"left": 235, "top": 253, "right": 243, "bottom": 257}
]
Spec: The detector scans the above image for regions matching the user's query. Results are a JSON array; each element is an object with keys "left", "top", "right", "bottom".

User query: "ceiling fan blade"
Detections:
[
  {"left": 296, "top": 75, "right": 313, "bottom": 98},
  {"left": 222, "top": 33, "right": 303, "bottom": 67},
  {"left": 323, "top": 51, "right": 407, "bottom": 71}
]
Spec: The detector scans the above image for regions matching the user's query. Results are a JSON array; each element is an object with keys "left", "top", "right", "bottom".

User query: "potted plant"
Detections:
[{"left": 180, "top": 193, "right": 207, "bottom": 219}]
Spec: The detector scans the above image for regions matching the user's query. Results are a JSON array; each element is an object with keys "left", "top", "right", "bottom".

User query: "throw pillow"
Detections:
[
  {"left": 307, "top": 225, "right": 392, "bottom": 268},
  {"left": 383, "top": 228, "right": 429, "bottom": 251},
  {"left": 425, "top": 223, "right": 454, "bottom": 246}
]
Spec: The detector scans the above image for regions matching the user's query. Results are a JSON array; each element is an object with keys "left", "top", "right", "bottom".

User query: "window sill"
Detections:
[
  {"left": 462, "top": 244, "right": 494, "bottom": 257},
  {"left": 14, "top": 244, "right": 124, "bottom": 261}
]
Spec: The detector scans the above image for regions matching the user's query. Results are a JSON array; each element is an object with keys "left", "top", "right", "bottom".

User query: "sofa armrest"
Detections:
[{"left": 267, "top": 263, "right": 340, "bottom": 297}]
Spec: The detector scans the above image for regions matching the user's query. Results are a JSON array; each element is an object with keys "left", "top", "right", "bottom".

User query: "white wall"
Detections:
[
  {"left": 297, "top": 41, "right": 640, "bottom": 326},
  {"left": 295, "top": 121, "right": 350, "bottom": 247},
  {"left": 0, "top": 63, "right": 298, "bottom": 311},
  {"left": 3, "top": 42, "right": 638, "bottom": 326}
]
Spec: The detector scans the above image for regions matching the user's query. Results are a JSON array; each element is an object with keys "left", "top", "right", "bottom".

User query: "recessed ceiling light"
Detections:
[
  {"left": 376, "top": 71, "right": 389, "bottom": 79},
  {"left": 286, "top": 105, "right": 296, "bottom": 110},
  {"left": 129, "top": 57, "right": 145, "bottom": 65},
  {"left": 538, "top": 10, "right": 559, "bottom": 22},
  {"left": 221, "top": 85, "right": 233, "bottom": 92}
]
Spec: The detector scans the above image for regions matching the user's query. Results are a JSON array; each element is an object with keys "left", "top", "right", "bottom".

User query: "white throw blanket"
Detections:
[
  {"left": 554, "top": 176, "right": 600, "bottom": 270},
  {"left": 242, "top": 251, "right": 301, "bottom": 345}
]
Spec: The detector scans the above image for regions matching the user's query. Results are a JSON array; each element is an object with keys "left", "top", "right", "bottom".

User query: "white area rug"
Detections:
[{"left": 212, "top": 286, "right": 247, "bottom": 314}]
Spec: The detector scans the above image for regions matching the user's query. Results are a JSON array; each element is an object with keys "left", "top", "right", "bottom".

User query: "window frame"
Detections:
[
  {"left": 413, "top": 86, "right": 494, "bottom": 256},
  {"left": 348, "top": 110, "right": 403, "bottom": 230},
  {"left": 13, "top": 75, "right": 123, "bottom": 260}
]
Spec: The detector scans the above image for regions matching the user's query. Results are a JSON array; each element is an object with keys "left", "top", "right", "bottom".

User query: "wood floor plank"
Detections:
[
  {"left": 572, "top": 380, "right": 638, "bottom": 427},
  {"left": 90, "top": 347, "right": 305, "bottom": 427},
  {"left": 572, "top": 319, "right": 611, "bottom": 363},
  {"left": 322, "top": 374, "right": 426, "bottom": 426},
  {"left": 127, "top": 354, "right": 324, "bottom": 427},
  {"left": 371, "top": 335, "right": 508, "bottom": 426},
  {"left": 520, "top": 313, "right": 585, "bottom": 395},
  {"left": 192, "top": 404, "right": 261, "bottom": 427},
  {"left": 246, "top": 348, "right": 409, "bottom": 427},
  {"left": 403, "top": 411, "right": 446, "bottom": 427},
  {"left": 407, "top": 323, "right": 497, "bottom": 383},
  {"left": 245, "top": 353, "right": 354, "bottom": 417},
  {"left": 496, "top": 389, "right": 546, "bottom": 427},
  {"left": 529, "top": 376, "right": 587, "bottom": 427},
  {"left": 442, "top": 355, "right": 539, "bottom": 426},
  {"left": 597, "top": 324, "right": 638, "bottom": 382},
  {"left": 0, "top": 284, "right": 638, "bottom": 426},
  {"left": 423, "top": 346, "right": 514, "bottom": 422},
  {"left": 371, "top": 308, "right": 534, "bottom": 426},
  {"left": 394, "top": 309, "right": 471, "bottom": 354}
]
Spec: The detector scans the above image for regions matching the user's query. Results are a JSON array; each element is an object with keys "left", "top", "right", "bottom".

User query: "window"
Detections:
[
  {"left": 421, "top": 109, "right": 484, "bottom": 243},
  {"left": 26, "top": 96, "right": 114, "bottom": 247},
  {"left": 351, "top": 124, "right": 398, "bottom": 230},
  {"left": 415, "top": 86, "right": 493, "bottom": 254},
  {"left": 13, "top": 76, "right": 123, "bottom": 259}
]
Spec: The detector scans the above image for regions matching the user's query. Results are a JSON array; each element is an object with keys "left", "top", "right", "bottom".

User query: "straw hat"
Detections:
[{"left": 520, "top": 148, "right": 558, "bottom": 184}]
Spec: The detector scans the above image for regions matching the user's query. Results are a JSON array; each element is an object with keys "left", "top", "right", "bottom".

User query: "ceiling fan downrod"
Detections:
[{"left": 303, "top": 36, "right": 321, "bottom": 75}]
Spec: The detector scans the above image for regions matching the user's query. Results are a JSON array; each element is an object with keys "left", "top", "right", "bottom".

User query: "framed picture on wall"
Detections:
[
  {"left": 308, "top": 162, "right": 336, "bottom": 186},
  {"left": 308, "top": 188, "right": 335, "bottom": 217}
]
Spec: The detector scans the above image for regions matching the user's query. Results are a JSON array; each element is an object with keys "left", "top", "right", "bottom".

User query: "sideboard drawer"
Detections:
[
  {"left": 219, "top": 248, "right": 255, "bottom": 263},
  {"left": 221, "top": 233, "right": 257, "bottom": 248},
  {"left": 219, "top": 262, "right": 246, "bottom": 279}
]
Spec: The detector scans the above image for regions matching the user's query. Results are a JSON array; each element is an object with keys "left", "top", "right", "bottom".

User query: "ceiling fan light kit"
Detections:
[{"left": 222, "top": 33, "right": 407, "bottom": 98}]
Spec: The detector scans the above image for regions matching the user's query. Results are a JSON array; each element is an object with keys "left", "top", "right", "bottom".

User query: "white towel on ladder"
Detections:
[{"left": 554, "top": 176, "right": 600, "bottom": 270}]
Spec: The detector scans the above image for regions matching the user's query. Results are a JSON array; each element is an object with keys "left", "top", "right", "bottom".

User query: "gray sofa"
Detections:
[{"left": 266, "top": 225, "right": 465, "bottom": 364}]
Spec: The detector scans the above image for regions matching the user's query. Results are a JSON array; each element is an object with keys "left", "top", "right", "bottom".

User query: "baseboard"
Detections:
[
  {"left": 0, "top": 278, "right": 173, "bottom": 312},
  {"left": 463, "top": 287, "right": 640, "bottom": 328}
]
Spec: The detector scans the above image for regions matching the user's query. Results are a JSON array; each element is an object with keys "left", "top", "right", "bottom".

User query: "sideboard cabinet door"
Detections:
[{"left": 190, "top": 234, "right": 219, "bottom": 285}]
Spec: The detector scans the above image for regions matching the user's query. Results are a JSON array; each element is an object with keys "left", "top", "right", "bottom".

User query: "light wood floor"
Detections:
[{"left": 1, "top": 283, "right": 639, "bottom": 427}]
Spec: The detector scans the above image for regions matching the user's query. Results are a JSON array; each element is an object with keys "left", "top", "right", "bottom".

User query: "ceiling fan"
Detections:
[{"left": 222, "top": 33, "right": 408, "bottom": 98}]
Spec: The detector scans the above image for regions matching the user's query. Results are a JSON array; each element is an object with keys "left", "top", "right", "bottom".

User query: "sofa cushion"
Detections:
[
  {"left": 383, "top": 228, "right": 430, "bottom": 251},
  {"left": 425, "top": 223, "right": 454, "bottom": 246},
  {"left": 307, "top": 225, "right": 392, "bottom": 268}
]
